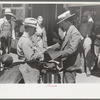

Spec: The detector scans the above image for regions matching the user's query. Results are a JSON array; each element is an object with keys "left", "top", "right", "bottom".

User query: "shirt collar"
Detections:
[{"left": 22, "top": 31, "right": 30, "bottom": 39}]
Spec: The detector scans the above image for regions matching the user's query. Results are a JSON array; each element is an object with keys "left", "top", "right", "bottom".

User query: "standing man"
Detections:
[
  {"left": 17, "top": 18, "right": 45, "bottom": 83},
  {"left": 0, "top": 8, "right": 15, "bottom": 54},
  {"left": 48, "top": 11, "right": 82, "bottom": 83}
]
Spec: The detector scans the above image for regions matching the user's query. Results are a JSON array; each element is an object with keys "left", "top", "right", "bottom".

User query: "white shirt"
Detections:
[
  {"left": 88, "top": 17, "right": 94, "bottom": 23},
  {"left": 0, "top": 17, "right": 8, "bottom": 31}
]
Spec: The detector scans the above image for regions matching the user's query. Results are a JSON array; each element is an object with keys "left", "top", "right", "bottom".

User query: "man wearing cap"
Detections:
[
  {"left": 0, "top": 8, "right": 16, "bottom": 54},
  {"left": 17, "top": 18, "right": 45, "bottom": 83},
  {"left": 48, "top": 11, "right": 82, "bottom": 83}
]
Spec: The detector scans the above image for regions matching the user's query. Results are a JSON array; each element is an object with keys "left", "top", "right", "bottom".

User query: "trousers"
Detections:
[
  {"left": 1, "top": 36, "right": 11, "bottom": 54},
  {"left": 80, "top": 37, "right": 92, "bottom": 75},
  {"left": 19, "top": 63, "right": 40, "bottom": 83},
  {"left": 64, "top": 71, "right": 76, "bottom": 83}
]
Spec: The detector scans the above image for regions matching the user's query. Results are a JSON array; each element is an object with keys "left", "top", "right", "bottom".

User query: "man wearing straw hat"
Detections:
[
  {"left": 48, "top": 10, "right": 82, "bottom": 83},
  {"left": 17, "top": 18, "right": 45, "bottom": 83},
  {"left": 0, "top": 8, "right": 16, "bottom": 54}
]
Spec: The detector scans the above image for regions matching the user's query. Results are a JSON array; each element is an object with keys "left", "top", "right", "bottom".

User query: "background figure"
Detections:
[
  {"left": 32, "top": 16, "right": 48, "bottom": 61},
  {"left": 79, "top": 13, "right": 93, "bottom": 76},
  {"left": 91, "top": 25, "right": 100, "bottom": 70},
  {"left": 0, "top": 8, "right": 16, "bottom": 54},
  {"left": 12, "top": 19, "right": 23, "bottom": 38},
  {"left": 11, "top": 20, "right": 24, "bottom": 51},
  {"left": 33, "top": 16, "right": 48, "bottom": 48}
]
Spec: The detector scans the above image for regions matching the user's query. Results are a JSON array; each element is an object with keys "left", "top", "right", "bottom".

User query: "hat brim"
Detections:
[
  {"left": 23, "top": 22, "right": 37, "bottom": 28},
  {"left": 57, "top": 13, "right": 75, "bottom": 24},
  {"left": 4, "top": 13, "right": 13, "bottom": 16}
]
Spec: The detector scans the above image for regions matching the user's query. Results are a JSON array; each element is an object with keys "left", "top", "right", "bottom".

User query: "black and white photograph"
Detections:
[
  {"left": 1, "top": 1, "right": 100, "bottom": 99},
  {"left": 0, "top": 2, "right": 100, "bottom": 84}
]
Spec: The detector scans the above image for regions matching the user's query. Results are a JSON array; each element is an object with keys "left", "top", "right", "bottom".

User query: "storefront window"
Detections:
[
  {"left": 1, "top": 4, "right": 24, "bottom": 19},
  {"left": 2, "top": 4, "right": 12, "bottom": 7},
  {"left": 13, "top": 4, "right": 22, "bottom": 7},
  {"left": 28, "top": 4, "right": 32, "bottom": 17}
]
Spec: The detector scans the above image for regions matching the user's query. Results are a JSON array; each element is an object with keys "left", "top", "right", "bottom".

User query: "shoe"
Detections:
[{"left": 86, "top": 71, "right": 91, "bottom": 77}]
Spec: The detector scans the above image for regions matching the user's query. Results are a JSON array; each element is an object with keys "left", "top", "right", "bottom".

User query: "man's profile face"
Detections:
[
  {"left": 59, "top": 22, "right": 64, "bottom": 31},
  {"left": 59, "top": 20, "right": 69, "bottom": 31},
  {"left": 29, "top": 26, "right": 36, "bottom": 36}
]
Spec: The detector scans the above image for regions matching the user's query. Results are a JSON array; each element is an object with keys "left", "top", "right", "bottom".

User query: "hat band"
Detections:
[
  {"left": 59, "top": 13, "right": 72, "bottom": 21},
  {"left": 4, "top": 12, "right": 13, "bottom": 16},
  {"left": 23, "top": 23, "right": 37, "bottom": 28},
  {"left": 24, "top": 22, "right": 37, "bottom": 25}
]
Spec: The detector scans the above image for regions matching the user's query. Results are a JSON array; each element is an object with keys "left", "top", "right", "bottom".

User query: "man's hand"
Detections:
[
  {"left": 41, "top": 48, "right": 46, "bottom": 54},
  {"left": 46, "top": 46, "right": 52, "bottom": 50},
  {"left": 33, "top": 52, "right": 43, "bottom": 60}
]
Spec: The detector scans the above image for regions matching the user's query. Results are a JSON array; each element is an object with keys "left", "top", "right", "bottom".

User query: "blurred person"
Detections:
[
  {"left": 12, "top": 19, "right": 23, "bottom": 39},
  {"left": 11, "top": 20, "right": 24, "bottom": 50},
  {"left": 83, "top": 11, "right": 94, "bottom": 36},
  {"left": 32, "top": 16, "right": 48, "bottom": 61},
  {"left": 0, "top": 8, "right": 16, "bottom": 54},
  {"left": 79, "top": 13, "right": 93, "bottom": 76},
  {"left": 91, "top": 25, "right": 100, "bottom": 70},
  {"left": 32, "top": 16, "right": 48, "bottom": 49}
]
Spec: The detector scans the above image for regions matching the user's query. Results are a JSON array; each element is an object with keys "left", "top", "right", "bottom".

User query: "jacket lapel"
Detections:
[{"left": 60, "top": 26, "right": 73, "bottom": 50}]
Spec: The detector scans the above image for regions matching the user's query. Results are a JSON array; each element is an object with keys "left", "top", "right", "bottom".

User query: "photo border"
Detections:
[{"left": 0, "top": 0, "right": 100, "bottom": 99}]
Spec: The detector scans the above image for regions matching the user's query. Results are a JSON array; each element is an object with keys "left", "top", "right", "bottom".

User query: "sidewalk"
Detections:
[{"left": 76, "top": 70, "right": 100, "bottom": 83}]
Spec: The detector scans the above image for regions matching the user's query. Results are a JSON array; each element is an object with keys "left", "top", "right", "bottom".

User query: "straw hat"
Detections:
[
  {"left": 57, "top": 10, "right": 75, "bottom": 24},
  {"left": 23, "top": 18, "right": 37, "bottom": 28},
  {"left": 4, "top": 8, "right": 13, "bottom": 16}
]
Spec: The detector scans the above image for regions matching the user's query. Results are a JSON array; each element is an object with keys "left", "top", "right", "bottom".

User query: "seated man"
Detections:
[
  {"left": 47, "top": 10, "right": 82, "bottom": 83},
  {"left": 17, "top": 18, "right": 45, "bottom": 83}
]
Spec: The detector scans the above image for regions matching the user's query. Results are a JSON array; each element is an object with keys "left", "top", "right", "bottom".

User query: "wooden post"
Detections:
[
  {"left": 55, "top": 4, "right": 57, "bottom": 19},
  {"left": 79, "top": 6, "right": 82, "bottom": 23},
  {"left": 0, "top": 4, "right": 2, "bottom": 18}
]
